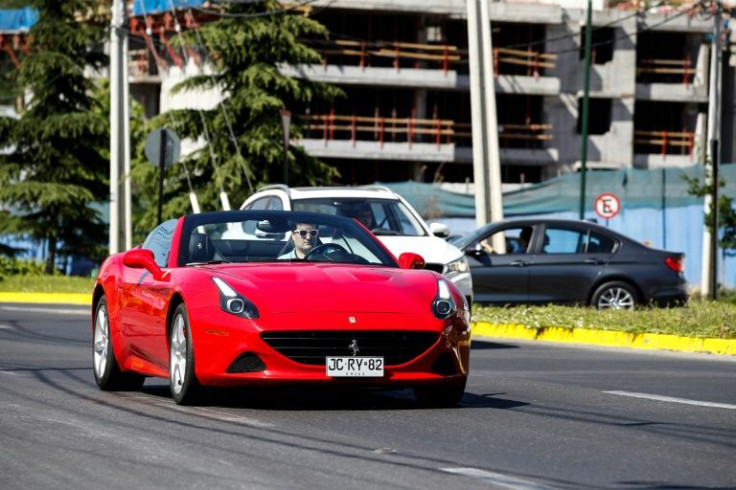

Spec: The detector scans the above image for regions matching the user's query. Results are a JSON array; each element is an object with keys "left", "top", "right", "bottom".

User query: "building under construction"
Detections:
[{"left": 1, "top": 0, "right": 732, "bottom": 186}]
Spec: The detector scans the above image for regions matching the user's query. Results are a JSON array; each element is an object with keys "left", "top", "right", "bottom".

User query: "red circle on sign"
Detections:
[{"left": 594, "top": 193, "right": 621, "bottom": 220}]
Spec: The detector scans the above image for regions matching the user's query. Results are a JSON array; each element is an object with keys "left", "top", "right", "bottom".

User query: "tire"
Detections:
[
  {"left": 591, "top": 281, "right": 638, "bottom": 310},
  {"left": 92, "top": 297, "right": 145, "bottom": 391},
  {"left": 413, "top": 378, "right": 467, "bottom": 408},
  {"left": 169, "top": 303, "right": 202, "bottom": 405}
]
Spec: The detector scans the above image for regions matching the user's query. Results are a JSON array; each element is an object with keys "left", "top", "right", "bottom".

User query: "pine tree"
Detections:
[
  {"left": 0, "top": 1, "right": 109, "bottom": 273},
  {"left": 135, "top": 0, "right": 343, "bottom": 230}
]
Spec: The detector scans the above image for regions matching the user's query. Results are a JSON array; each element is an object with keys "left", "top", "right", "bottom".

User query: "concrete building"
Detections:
[
  {"left": 121, "top": 0, "right": 729, "bottom": 187},
  {"left": 2, "top": 1, "right": 730, "bottom": 185}
]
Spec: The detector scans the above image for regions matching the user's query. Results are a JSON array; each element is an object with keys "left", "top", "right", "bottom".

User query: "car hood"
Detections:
[
  {"left": 209, "top": 263, "right": 441, "bottom": 314},
  {"left": 376, "top": 236, "right": 463, "bottom": 266}
]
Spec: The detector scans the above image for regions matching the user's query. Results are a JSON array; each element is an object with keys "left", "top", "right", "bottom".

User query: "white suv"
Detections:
[{"left": 241, "top": 185, "right": 473, "bottom": 305}]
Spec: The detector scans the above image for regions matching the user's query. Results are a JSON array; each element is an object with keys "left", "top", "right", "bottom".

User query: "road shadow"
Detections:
[
  {"left": 471, "top": 339, "right": 520, "bottom": 350},
  {"left": 140, "top": 382, "right": 528, "bottom": 411}
]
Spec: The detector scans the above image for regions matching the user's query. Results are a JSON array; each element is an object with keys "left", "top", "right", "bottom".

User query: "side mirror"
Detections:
[
  {"left": 429, "top": 222, "right": 450, "bottom": 238},
  {"left": 122, "top": 249, "right": 164, "bottom": 280},
  {"left": 398, "top": 252, "right": 426, "bottom": 270}
]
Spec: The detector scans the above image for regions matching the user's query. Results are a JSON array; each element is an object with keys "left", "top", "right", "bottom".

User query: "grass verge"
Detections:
[
  {"left": 0, "top": 275, "right": 95, "bottom": 294},
  {"left": 472, "top": 302, "right": 736, "bottom": 340}
]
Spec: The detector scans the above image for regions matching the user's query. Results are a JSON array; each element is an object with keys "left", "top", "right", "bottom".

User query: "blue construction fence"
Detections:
[{"left": 381, "top": 164, "right": 736, "bottom": 290}]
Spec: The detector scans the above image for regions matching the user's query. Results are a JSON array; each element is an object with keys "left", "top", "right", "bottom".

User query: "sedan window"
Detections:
[{"left": 542, "top": 228, "right": 585, "bottom": 254}]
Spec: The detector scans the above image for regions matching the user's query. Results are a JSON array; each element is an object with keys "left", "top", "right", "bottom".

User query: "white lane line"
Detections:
[
  {"left": 440, "top": 468, "right": 557, "bottom": 490},
  {"left": 0, "top": 305, "right": 88, "bottom": 316},
  {"left": 605, "top": 391, "right": 736, "bottom": 410}
]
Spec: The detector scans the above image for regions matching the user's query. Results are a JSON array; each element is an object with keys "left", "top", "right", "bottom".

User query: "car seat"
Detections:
[{"left": 188, "top": 233, "right": 221, "bottom": 263}]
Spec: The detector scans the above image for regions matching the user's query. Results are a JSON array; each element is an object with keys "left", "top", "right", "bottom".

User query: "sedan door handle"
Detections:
[
  {"left": 585, "top": 259, "right": 603, "bottom": 265},
  {"left": 510, "top": 260, "right": 527, "bottom": 267}
]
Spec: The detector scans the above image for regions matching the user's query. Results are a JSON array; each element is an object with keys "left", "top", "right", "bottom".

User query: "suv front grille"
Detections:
[{"left": 261, "top": 331, "right": 439, "bottom": 366}]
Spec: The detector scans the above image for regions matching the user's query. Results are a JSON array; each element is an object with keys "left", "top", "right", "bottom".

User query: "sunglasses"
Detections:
[{"left": 294, "top": 229, "right": 319, "bottom": 238}]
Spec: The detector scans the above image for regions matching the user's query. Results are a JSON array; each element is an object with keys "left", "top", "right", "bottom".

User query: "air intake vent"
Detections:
[
  {"left": 226, "top": 353, "right": 266, "bottom": 373},
  {"left": 431, "top": 352, "right": 458, "bottom": 376},
  {"left": 261, "top": 331, "right": 439, "bottom": 366}
]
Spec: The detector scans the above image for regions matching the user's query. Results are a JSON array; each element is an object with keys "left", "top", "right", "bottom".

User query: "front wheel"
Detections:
[
  {"left": 92, "top": 297, "right": 144, "bottom": 391},
  {"left": 591, "top": 281, "right": 638, "bottom": 310},
  {"left": 413, "top": 378, "right": 467, "bottom": 408},
  {"left": 169, "top": 303, "right": 202, "bottom": 405}
]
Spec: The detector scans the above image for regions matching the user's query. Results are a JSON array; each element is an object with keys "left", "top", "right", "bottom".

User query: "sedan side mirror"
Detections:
[
  {"left": 398, "top": 252, "right": 426, "bottom": 270},
  {"left": 122, "top": 249, "right": 164, "bottom": 280},
  {"left": 428, "top": 222, "right": 450, "bottom": 238}
]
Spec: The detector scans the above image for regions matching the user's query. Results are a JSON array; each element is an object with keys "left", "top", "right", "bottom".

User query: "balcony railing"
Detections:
[
  {"left": 634, "top": 129, "right": 695, "bottom": 159},
  {"left": 636, "top": 57, "right": 696, "bottom": 86},
  {"left": 301, "top": 112, "right": 552, "bottom": 150}
]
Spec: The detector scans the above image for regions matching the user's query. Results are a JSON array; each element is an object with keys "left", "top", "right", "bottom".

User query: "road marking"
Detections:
[
  {"left": 440, "top": 468, "right": 557, "bottom": 490},
  {"left": 0, "top": 305, "right": 89, "bottom": 316},
  {"left": 605, "top": 391, "right": 736, "bottom": 410}
]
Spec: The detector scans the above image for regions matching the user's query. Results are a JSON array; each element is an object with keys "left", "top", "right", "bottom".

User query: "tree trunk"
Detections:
[{"left": 45, "top": 235, "right": 57, "bottom": 275}]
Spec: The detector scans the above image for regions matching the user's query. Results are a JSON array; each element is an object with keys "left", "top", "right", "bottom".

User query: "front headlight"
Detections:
[
  {"left": 212, "top": 277, "right": 259, "bottom": 319},
  {"left": 445, "top": 257, "right": 469, "bottom": 274},
  {"left": 432, "top": 278, "right": 457, "bottom": 320}
]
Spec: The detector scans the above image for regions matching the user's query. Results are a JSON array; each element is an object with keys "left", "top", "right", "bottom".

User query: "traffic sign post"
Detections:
[
  {"left": 144, "top": 128, "right": 181, "bottom": 224},
  {"left": 594, "top": 192, "right": 621, "bottom": 220}
]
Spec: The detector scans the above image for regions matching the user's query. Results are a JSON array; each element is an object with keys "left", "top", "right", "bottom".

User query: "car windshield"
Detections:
[
  {"left": 291, "top": 198, "right": 428, "bottom": 237},
  {"left": 178, "top": 210, "right": 397, "bottom": 267}
]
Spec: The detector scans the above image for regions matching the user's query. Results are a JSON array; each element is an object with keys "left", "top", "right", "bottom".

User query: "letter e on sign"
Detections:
[{"left": 594, "top": 193, "right": 621, "bottom": 220}]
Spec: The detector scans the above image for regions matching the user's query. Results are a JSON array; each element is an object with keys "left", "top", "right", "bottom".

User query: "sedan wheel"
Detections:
[
  {"left": 169, "top": 303, "right": 202, "bottom": 405},
  {"left": 93, "top": 297, "right": 144, "bottom": 391},
  {"left": 592, "top": 281, "right": 638, "bottom": 310}
]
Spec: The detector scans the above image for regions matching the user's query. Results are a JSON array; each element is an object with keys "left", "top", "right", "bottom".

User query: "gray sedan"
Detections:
[{"left": 453, "top": 218, "right": 690, "bottom": 309}]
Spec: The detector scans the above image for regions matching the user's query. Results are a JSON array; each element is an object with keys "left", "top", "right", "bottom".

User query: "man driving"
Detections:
[{"left": 278, "top": 223, "right": 321, "bottom": 259}]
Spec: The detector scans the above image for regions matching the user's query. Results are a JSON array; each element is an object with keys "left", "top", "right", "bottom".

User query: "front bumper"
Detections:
[{"left": 188, "top": 307, "right": 471, "bottom": 388}]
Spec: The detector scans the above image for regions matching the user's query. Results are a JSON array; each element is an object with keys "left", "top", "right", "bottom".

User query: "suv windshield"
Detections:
[{"left": 292, "top": 198, "right": 427, "bottom": 237}]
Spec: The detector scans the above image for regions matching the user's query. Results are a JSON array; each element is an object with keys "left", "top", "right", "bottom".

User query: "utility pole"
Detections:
[
  {"left": 110, "top": 0, "right": 130, "bottom": 253},
  {"left": 467, "top": 0, "right": 489, "bottom": 228},
  {"left": 578, "top": 0, "right": 593, "bottom": 219},
  {"left": 467, "top": 0, "right": 504, "bottom": 251},
  {"left": 702, "top": 0, "right": 722, "bottom": 300}
]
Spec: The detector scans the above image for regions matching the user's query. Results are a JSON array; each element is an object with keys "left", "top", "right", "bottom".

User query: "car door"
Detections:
[
  {"left": 526, "top": 224, "right": 615, "bottom": 305},
  {"left": 464, "top": 225, "right": 534, "bottom": 304},
  {"left": 120, "top": 220, "right": 177, "bottom": 370}
]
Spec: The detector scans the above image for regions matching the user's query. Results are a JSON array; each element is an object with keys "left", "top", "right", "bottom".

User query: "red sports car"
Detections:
[{"left": 92, "top": 210, "right": 471, "bottom": 406}]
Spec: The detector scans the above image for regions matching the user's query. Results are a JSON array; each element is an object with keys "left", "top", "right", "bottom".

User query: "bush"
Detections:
[{"left": 0, "top": 257, "right": 47, "bottom": 277}]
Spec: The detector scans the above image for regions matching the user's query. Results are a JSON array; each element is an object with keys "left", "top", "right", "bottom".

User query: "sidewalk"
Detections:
[{"left": 1, "top": 292, "right": 734, "bottom": 356}]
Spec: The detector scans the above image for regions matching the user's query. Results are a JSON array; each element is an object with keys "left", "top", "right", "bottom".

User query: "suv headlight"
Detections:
[{"left": 445, "top": 257, "right": 469, "bottom": 274}]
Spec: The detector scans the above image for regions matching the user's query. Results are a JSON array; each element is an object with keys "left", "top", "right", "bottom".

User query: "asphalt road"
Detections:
[{"left": 1, "top": 303, "right": 734, "bottom": 490}]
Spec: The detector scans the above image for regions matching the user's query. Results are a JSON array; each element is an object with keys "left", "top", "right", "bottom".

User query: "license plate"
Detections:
[{"left": 326, "top": 356, "right": 384, "bottom": 377}]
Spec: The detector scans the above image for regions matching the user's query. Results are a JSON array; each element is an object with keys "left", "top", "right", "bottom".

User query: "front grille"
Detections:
[
  {"left": 261, "top": 331, "right": 439, "bottom": 366},
  {"left": 425, "top": 263, "right": 444, "bottom": 274}
]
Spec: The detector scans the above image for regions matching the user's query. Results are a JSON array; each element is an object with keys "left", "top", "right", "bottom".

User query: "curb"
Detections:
[
  {"left": 0, "top": 292, "right": 91, "bottom": 305},
  {"left": 472, "top": 322, "right": 736, "bottom": 356}
]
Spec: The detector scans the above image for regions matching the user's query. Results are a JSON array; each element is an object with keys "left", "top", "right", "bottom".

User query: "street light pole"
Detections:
[
  {"left": 578, "top": 0, "right": 593, "bottom": 220},
  {"left": 702, "top": 0, "right": 722, "bottom": 299},
  {"left": 280, "top": 109, "right": 291, "bottom": 185}
]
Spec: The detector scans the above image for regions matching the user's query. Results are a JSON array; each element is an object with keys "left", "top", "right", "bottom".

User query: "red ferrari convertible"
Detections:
[{"left": 92, "top": 210, "right": 471, "bottom": 406}]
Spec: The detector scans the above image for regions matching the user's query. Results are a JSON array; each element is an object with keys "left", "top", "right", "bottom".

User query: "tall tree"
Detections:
[
  {"left": 0, "top": 1, "right": 109, "bottom": 273},
  {"left": 136, "top": 0, "right": 342, "bottom": 230}
]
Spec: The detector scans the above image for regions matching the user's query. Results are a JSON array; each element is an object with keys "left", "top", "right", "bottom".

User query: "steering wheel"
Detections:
[{"left": 303, "top": 243, "right": 350, "bottom": 261}]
